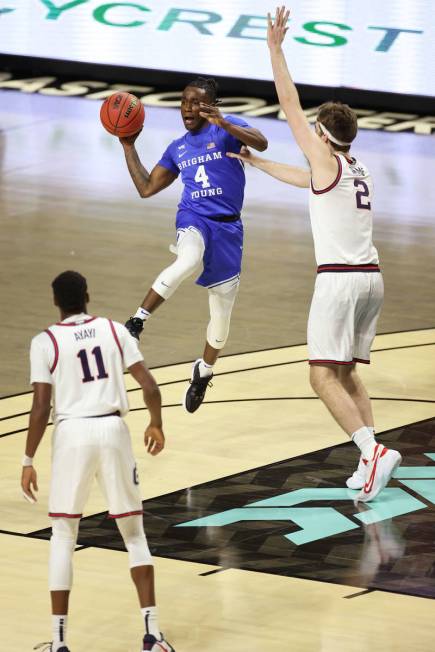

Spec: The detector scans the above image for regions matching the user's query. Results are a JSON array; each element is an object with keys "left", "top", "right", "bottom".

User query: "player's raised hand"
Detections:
[
  {"left": 21, "top": 465, "right": 38, "bottom": 503},
  {"left": 227, "top": 146, "right": 255, "bottom": 165},
  {"left": 145, "top": 424, "right": 165, "bottom": 456},
  {"left": 119, "top": 128, "right": 142, "bottom": 147},
  {"left": 267, "top": 6, "right": 290, "bottom": 51},
  {"left": 199, "top": 103, "right": 225, "bottom": 126}
]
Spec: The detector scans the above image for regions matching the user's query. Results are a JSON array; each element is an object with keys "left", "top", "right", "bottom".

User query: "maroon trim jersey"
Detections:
[
  {"left": 309, "top": 154, "right": 379, "bottom": 268},
  {"left": 30, "top": 313, "right": 143, "bottom": 423}
]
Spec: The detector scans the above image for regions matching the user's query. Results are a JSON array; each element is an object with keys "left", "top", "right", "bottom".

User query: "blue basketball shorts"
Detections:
[{"left": 175, "top": 211, "right": 243, "bottom": 288}]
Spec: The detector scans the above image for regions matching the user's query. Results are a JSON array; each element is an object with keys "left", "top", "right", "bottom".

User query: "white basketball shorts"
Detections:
[
  {"left": 49, "top": 416, "right": 143, "bottom": 519},
  {"left": 307, "top": 271, "right": 384, "bottom": 365}
]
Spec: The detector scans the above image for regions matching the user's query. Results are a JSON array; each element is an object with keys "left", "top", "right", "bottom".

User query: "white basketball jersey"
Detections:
[
  {"left": 30, "top": 313, "right": 143, "bottom": 423},
  {"left": 309, "top": 154, "right": 379, "bottom": 267}
]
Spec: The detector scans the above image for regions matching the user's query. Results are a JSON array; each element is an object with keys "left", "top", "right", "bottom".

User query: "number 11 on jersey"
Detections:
[{"left": 77, "top": 346, "right": 108, "bottom": 383}]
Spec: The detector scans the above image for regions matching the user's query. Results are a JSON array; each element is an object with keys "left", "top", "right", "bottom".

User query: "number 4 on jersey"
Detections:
[
  {"left": 194, "top": 164, "right": 210, "bottom": 189},
  {"left": 77, "top": 346, "right": 108, "bottom": 383}
]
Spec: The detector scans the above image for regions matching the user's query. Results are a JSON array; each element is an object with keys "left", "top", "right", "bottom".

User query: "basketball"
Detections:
[{"left": 100, "top": 92, "right": 145, "bottom": 137}]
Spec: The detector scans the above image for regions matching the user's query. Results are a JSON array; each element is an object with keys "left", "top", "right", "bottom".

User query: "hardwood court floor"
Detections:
[
  {"left": 1, "top": 90, "right": 435, "bottom": 650},
  {"left": 1, "top": 329, "right": 435, "bottom": 650}
]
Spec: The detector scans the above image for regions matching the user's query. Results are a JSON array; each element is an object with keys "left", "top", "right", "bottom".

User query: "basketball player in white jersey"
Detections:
[
  {"left": 21, "top": 271, "right": 175, "bottom": 652},
  {"left": 229, "top": 7, "right": 401, "bottom": 502}
]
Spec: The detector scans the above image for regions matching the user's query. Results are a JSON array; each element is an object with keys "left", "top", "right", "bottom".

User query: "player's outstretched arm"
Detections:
[
  {"left": 120, "top": 133, "right": 178, "bottom": 198},
  {"left": 227, "top": 147, "right": 310, "bottom": 188},
  {"left": 128, "top": 361, "right": 165, "bottom": 456},
  {"left": 199, "top": 104, "right": 268, "bottom": 151},
  {"left": 267, "top": 7, "right": 327, "bottom": 166},
  {"left": 21, "top": 382, "right": 52, "bottom": 503}
]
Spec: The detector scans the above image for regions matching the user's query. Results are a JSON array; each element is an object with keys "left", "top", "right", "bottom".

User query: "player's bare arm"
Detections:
[
  {"left": 120, "top": 132, "right": 178, "bottom": 198},
  {"left": 199, "top": 103, "right": 268, "bottom": 151},
  {"left": 21, "top": 382, "right": 52, "bottom": 502},
  {"left": 228, "top": 146, "right": 310, "bottom": 188},
  {"left": 129, "top": 360, "right": 165, "bottom": 456},
  {"left": 268, "top": 6, "right": 337, "bottom": 187}
]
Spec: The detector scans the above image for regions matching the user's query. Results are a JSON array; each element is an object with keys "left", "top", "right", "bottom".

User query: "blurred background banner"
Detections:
[{"left": 1, "top": 0, "right": 434, "bottom": 97}]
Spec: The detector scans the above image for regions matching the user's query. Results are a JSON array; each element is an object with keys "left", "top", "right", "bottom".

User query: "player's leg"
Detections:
[
  {"left": 115, "top": 516, "right": 175, "bottom": 650},
  {"left": 308, "top": 273, "right": 378, "bottom": 463},
  {"left": 184, "top": 276, "right": 239, "bottom": 413},
  {"left": 98, "top": 418, "right": 174, "bottom": 651},
  {"left": 339, "top": 364, "right": 376, "bottom": 489},
  {"left": 44, "top": 420, "right": 97, "bottom": 651},
  {"left": 352, "top": 273, "right": 401, "bottom": 501},
  {"left": 184, "top": 219, "right": 243, "bottom": 412},
  {"left": 125, "top": 227, "right": 205, "bottom": 339},
  {"left": 48, "top": 517, "right": 80, "bottom": 652}
]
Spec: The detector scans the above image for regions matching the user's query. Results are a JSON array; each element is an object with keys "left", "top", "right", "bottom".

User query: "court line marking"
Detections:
[
  {"left": 1, "top": 328, "right": 433, "bottom": 401},
  {"left": 1, "top": 397, "right": 435, "bottom": 439}
]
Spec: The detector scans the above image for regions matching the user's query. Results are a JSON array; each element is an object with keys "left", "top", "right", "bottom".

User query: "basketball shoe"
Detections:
[
  {"left": 346, "top": 456, "right": 367, "bottom": 489},
  {"left": 125, "top": 317, "right": 144, "bottom": 340},
  {"left": 142, "top": 633, "right": 175, "bottom": 651},
  {"left": 183, "top": 359, "right": 213, "bottom": 413},
  {"left": 356, "top": 444, "right": 402, "bottom": 503}
]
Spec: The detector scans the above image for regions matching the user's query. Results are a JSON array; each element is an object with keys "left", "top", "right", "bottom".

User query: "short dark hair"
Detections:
[
  {"left": 52, "top": 271, "right": 87, "bottom": 313},
  {"left": 317, "top": 102, "right": 358, "bottom": 152},
  {"left": 185, "top": 77, "right": 219, "bottom": 104}
]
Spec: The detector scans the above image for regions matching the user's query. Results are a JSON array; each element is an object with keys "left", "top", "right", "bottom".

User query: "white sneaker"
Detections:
[
  {"left": 346, "top": 456, "right": 367, "bottom": 489},
  {"left": 356, "top": 444, "right": 402, "bottom": 503},
  {"left": 142, "top": 633, "right": 175, "bottom": 651}
]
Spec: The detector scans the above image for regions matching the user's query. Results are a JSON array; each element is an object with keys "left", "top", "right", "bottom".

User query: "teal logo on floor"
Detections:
[{"left": 177, "top": 454, "right": 435, "bottom": 545}]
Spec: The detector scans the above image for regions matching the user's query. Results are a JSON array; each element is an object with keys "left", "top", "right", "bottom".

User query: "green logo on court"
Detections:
[{"left": 177, "top": 454, "right": 435, "bottom": 545}]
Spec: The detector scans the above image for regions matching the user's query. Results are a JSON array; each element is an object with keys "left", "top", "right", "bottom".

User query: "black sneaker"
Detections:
[
  {"left": 33, "top": 643, "right": 70, "bottom": 652},
  {"left": 142, "top": 632, "right": 175, "bottom": 651},
  {"left": 125, "top": 316, "right": 144, "bottom": 340},
  {"left": 183, "top": 360, "right": 213, "bottom": 413}
]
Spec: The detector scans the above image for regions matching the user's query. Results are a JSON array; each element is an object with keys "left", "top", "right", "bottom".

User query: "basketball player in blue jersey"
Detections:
[{"left": 120, "top": 77, "right": 267, "bottom": 412}]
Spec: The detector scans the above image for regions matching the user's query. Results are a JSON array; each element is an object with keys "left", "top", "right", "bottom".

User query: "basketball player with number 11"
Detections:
[
  {"left": 21, "top": 271, "right": 175, "bottom": 652},
  {"left": 229, "top": 6, "right": 402, "bottom": 502}
]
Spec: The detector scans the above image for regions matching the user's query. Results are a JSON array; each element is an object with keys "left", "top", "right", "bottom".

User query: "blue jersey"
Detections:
[{"left": 158, "top": 115, "right": 251, "bottom": 218}]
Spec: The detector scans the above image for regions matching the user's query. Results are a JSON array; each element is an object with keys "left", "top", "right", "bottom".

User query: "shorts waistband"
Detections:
[
  {"left": 58, "top": 410, "right": 121, "bottom": 423},
  {"left": 205, "top": 214, "right": 241, "bottom": 223},
  {"left": 317, "top": 263, "right": 381, "bottom": 274}
]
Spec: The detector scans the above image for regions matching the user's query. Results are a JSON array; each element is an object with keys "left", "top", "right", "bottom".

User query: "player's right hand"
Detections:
[
  {"left": 119, "top": 129, "right": 142, "bottom": 147},
  {"left": 227, "top": 146, "right": 254, "bottom": 165},
  {"left": 144, "top": 425, "right": 165, "bottom": 456},
  {"left": 21, "top": 466, "right": 38, "bottom": 503},
  {"left": 267, "top": 6, "right": 290, "bottom": 52}
]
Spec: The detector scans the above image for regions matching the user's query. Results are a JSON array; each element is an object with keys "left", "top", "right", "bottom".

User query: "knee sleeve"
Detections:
[
  {"left": 49, "top": 517, "right": 79, "bottom": 591},
  {"left": 152, "top": 227, "right": 204, "bottom": 300},
  {"left": 116, "top": 515, "right": 153, "bottom": 568},
  {"left": 207, "top": 277, "right": 239, "bottom": 350}
]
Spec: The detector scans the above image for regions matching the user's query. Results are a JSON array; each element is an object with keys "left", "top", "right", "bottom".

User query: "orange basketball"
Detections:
[{"left": 100, "top": 92, "right": 145, "bottom": 137}]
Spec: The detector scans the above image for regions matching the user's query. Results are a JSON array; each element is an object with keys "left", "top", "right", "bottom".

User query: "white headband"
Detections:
[{"left": 318, "top": 122, "right": 352, "bottom": 147}]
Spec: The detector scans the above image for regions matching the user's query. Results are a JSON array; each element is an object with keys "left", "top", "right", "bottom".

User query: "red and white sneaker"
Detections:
[
  {"left": 346, "top": 456, "right": 368, "bottom": 490},
  {"left": 356, "top": 444, "right": 402, "bottom": 503}
]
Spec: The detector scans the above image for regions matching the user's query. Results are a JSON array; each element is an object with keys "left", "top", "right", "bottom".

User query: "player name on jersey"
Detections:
[{"left": 74, "top": 327, "right": 96, "bottom": 341}]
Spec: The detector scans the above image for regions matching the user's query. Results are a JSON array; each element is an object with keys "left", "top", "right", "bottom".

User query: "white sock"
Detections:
[
  {"left": 141, "top": 606, "right": 160, "bottom": 639},
  {"left": 198, "top": 359, "right": 213, "bottom": 378},
  {"left": 52, "top": 615, "right": 67, "bottom": 651},
  {"left": 134, "top": 307, "right": 151, "bottom": 321},
  {"left": 352, "top": 426, "right": 376, "bottom": 459}
]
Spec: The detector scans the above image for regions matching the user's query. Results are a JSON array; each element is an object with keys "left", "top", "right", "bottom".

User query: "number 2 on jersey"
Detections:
[
  {"left": 354, "top": 179, "right": 371, "bottom": 210},
  {"left": 77, "top": 347, "right": 108, "bottom": 383},
  {"left": 194, "top": 164, "right": 210, "bottom": 189}
]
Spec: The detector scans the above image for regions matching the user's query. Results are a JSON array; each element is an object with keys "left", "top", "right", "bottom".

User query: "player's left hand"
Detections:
[
  {"left": 267, "top": 6, "right": 290, "bottom": 52},
  {"left": 144, "top": 425, "right": 165, "bottom": 456},
  {"left": 199, "top": 103, "right": 225, "bottom": 126},
  {"left": 21, "top": 465, "right": 38, "bottom": 503}
]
